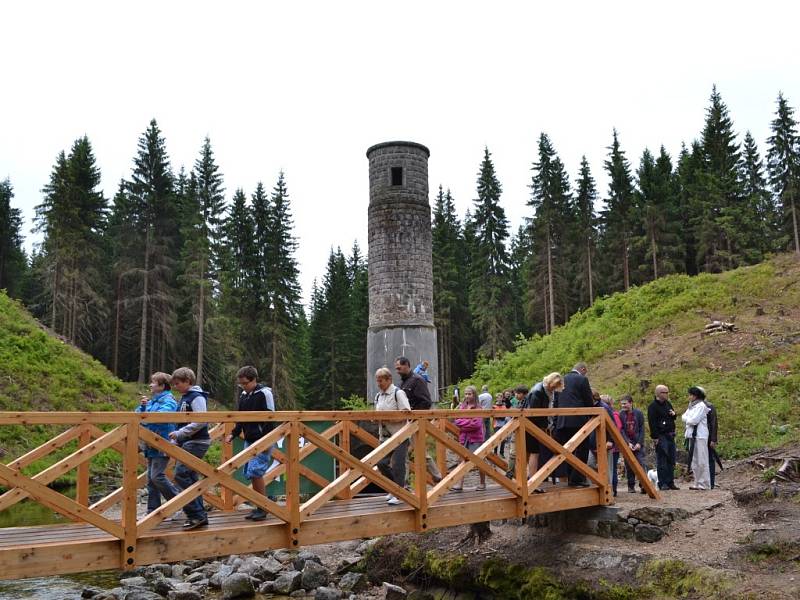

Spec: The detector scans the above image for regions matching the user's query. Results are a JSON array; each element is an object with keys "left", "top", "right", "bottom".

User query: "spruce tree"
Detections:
[
  {"left": 601, "top": 129, "right": 636, "bottom": 291},
  {"left": 346, "top": 242, "right": 368, "bottom": 399},
  {"left": 695, "top": 86, "right": 752, "bottom": 270},
  {"left": 528, "top": 133, "right": 572, "bottom": 331},
  {"left": 572, "top": 156, "right": 598, "bottom": 308},
  {"left": 470, "top": 147, "right": 513, "bottom": 359},
  {"left": 740, "top": 131, "right": 778, "bottom": 255},
  {"left": 766, "top": 92, "right": 800, "bottom": 255},
  {"left": 432, "top": 186, "right": 464, "bottom": 386},
  {"left": 0, "top": 178, "right": 27, "bottom": 299},
  {"left": 263, "top": 172, "right": 303, "bottom": 407},
  {"left": 676, "top": 142, "right": 705, "bottom": 275},
  {"left": 634, "top": 147, "right": 683, "bottom": 281},
  {"left": 186, "top": 137, "right": 226, "bottom": 386},
  {"left": 35, "top": 137, "right": 108, "bottom": 349},
  {"left": 125, "top": 120, "right": 178, "bottom": 381}
]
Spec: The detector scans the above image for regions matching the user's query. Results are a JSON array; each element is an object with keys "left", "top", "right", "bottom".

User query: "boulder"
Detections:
[
  {"left": 209, "top": 565, "right": 235, "bottom": 589},
  {"left": 149, "top": 564, "right": 174, "bottom": 578},
  {"left": 256, "top": 556, "right": 285, "bottom": 580},
  {"left": 120, "top": 577, "right": 148, "bottom": 588},
  {"left": 635, "top": 523, "right": 665, "bottom": 543},
  {"left": 274, "top": 549, "right": 296, "bottom": 563},
  {"left": 171, "top": 565, "right": 189, "bottom": 579},
  {"left": 183, "top": 560, "right": 204, "bottom": 569},
  {"left": 301, "top": 561, "right": 330, "bottom": 590},
  {"left": 356, "top": 539, "right": 379, "bottom": 555},
  {"left": 293, "top": 550, "right": 323, "bottom": 571},
  {"left": 82, "top": 587, "right": 106, "bottom": 598},
  {"left": 274, "top": 570, "right": 302, "bottom": 594},
  {"left": 610, "top": 520, "right": 635, "bottom": 540},
  {"left": 167, "top": 591, "right": 203, "bottom": 600},
  {"left": 258, "top": 581, "right": 275, "bottom": 594},
  {"left": 628, "top": 518, "right": 640, "bottom": 526},
  {"left": 596, "top": 520, "right": 613, "bottom": 538},
  {"left": 315, "top": 587, "right": 343, "bottom": 600},
  {"left": 151, "top": 576, "right": 176, "bottom": 596},
  {"left": 382, "top": 582, "right": 407, "bottom": 599},
  {"left": 663, "top": 507, "right": 690, "bottom": 521},
  {"left": 628, "top": 507, "right": 673, "bottom": 527},
  {"left": 184, "top": 572, "right": 206, "bottom": 584},
  {"left": 237, "top": 556, "right": 264, "bottom": 577},
  {"left": 339, "top": 572, "right": 366, "bottom": 593},
  {"left": 336, "top": 555, "right": 362, "bottom": 572},
  {"left": 221, "top": 572, "right": 255, "bottom": 599},
  {"left": 123, "top": 592, "right": 163, "bottom": 600},
  {"left": 289, "top": 590, "right": 308, "bottom": 598}
]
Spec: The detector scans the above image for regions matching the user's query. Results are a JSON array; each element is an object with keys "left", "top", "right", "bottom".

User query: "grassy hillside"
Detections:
[
  {"left": 0, "top": 292, "right": 137, "bottom": 468},
  {"left": 467, "top": 254, "right": 800, "bottom": 458}
]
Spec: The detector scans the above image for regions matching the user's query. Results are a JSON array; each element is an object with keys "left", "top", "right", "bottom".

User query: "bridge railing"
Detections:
[{"left": 0, "top": 409, "right": 657, "bottom": 570}]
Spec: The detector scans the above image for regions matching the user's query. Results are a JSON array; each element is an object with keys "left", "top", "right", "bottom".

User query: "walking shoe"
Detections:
[
  {"left": 476, "top": 483, "right": 486, "bottom": 491},
  {"left": 384, "top": 494, "right": 393, "bottom": 501},
  {"left": 628, "top": 486, "right": 636, "bottom": 493},
  {"left": 249, "top": 509, "right": 267, "bottom": 521},
  {"left": 386, "top": 495, "right": 401, "bottom": 505},
  {"left": 182, "top": 517, "right": 208, "bottom": 530},
  {"left": 668, "top": 483, "right": 680, "bottom": 490}
]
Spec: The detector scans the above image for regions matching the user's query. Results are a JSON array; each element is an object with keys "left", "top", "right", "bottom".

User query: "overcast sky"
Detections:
[{"left": 2, "top": 1, "right": 799, "bottom": 303}]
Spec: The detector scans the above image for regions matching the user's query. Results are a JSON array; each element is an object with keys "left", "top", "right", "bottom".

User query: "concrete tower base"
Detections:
[{"left": 366, "top": 325, "right": 438, "bottom": 403}]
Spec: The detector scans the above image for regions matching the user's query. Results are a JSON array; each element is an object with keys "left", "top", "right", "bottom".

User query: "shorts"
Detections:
[{"left": 244, "top": 440, "right": 274, "bottom": 479}]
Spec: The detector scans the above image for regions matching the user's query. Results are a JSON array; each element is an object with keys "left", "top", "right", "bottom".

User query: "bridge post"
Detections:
[
  {"left": 222, "top": 422, "right": 235, "bottom": 511},
  {"left": 514, "top": 417, "right": 529, "bottom": 519},
  {"left": 436, "top": 418, "right": 447, "bottom": 478},
  {"left": 595, "top": 416, "right": 612, "bottom": 506},
  {"left": 339, "top": 421, "right": 352, "bottom": 500},
  {"left": 76, "top": 425, "right": 91, "bottom": 506},
  {"left": 414, "top": 419, "right": 429, "bottom": 532},
  {"left": 121, "top": 421, "right": 139, "bottom": 570},
  {"left": 286, "top": 420, "right": 301, "bottom": 549}
]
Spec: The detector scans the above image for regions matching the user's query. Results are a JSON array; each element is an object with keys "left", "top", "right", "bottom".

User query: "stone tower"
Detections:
[{"left": 366, "top": 141, "right": 438, "bottom": 402}]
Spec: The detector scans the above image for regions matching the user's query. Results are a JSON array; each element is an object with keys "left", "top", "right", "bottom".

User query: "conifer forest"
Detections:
[{"left": 2, "top": 88, "right": 799, "bottom": 406}]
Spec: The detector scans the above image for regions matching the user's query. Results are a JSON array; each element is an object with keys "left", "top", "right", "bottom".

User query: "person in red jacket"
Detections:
[{"left": 451, "top": 386, "right": 486, "bottom": 492}]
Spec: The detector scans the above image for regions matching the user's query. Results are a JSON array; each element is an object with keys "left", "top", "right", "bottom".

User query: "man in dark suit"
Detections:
[{"left": 554, "top": 362, "right": 594, "bottom": 487}]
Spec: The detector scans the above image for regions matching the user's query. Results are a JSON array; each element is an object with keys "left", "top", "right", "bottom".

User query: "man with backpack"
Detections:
[
  {"left": 395, "top": 356, "right": 443, "bottom": 482},
  {"left": 225, "top": 366, "right": 276, "bottom": 521}
]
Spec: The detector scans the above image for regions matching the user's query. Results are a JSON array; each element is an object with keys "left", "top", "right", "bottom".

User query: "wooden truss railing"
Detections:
[{"left": 0, "top": 408, "right": 657, "bottom": 572}]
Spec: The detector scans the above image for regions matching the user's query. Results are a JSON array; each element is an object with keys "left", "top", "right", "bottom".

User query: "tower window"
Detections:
[{"left": 391, "top": 167, "right": 403, "bottom": 186}]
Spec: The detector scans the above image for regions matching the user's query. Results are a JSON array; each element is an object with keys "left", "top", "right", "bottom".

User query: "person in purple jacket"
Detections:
[{"left": 451, "top": 385, "right": 486, "bottom": 492}]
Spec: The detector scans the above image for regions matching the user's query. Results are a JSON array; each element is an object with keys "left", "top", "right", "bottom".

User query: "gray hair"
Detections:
[
  {"left": 375, "top": 367, "right": 392, "bottom": 380},
  {"left": 573, "top": 362, "right": 588, "bottom": 373}
]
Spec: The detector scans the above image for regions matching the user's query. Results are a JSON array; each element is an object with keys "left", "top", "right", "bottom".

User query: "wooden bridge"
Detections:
[{"left": 0, "top": 408, "right": 657, "bottom": 579}]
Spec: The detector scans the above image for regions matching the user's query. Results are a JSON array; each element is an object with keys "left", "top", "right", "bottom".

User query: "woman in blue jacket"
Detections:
[{"left": 136, "top": 372, "right": 179, "bottom": 513}]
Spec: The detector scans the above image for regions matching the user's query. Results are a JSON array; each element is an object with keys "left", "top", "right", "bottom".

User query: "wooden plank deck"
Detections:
[{"left": 0, "top": 483, "right": 600, "bottom": 579}]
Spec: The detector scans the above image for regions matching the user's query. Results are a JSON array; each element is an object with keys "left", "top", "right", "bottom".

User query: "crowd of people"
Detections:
[
  {"left": 135, "top": 358, "right": 720, "bottom": 529},
  {"left": 462, "top": 363, "right": 720, "bottom": 494}
]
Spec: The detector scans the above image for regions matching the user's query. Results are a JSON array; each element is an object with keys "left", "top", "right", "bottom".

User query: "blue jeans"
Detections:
[
  {"left": 625, "top": 448, "right": 646, "bottom": 489},
  {"left": 611, "top": 452, "right": 619, "bottom": 495},
  {"left": 655, "top": 434, "right": 676, "bottom": 488},
  {"left": 146, "top": 455, "right": 178, "bottom": 513},
  {"left": 174, "top": 439, "right": 210, "bottom": 520}
]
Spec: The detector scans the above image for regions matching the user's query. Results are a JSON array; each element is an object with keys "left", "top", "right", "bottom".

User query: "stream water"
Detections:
[{"left": 0, "top": 491, "right": 117, "bottom": 599}]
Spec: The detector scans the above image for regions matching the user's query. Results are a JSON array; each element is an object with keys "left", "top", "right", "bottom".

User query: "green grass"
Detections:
[
  {"left": 465, "top": 255, "right": 800, "bottom": 458},
  {"left": 0, "top": 292, "right": 139, "bottom": 481}
]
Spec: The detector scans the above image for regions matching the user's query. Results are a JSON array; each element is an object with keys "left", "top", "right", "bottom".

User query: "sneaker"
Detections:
[
  {"left": 182, "top": 517, "right": 208, "bottom": 530},
  {"left": 451, "top": 486, "right": 463, "bottom": 492},
  {"left": 386, "top": 495, "right": 401, "bottom": 505},
  {"left": 476, "top": 483, "right": 486, "bottom": 491},
  {"left": 639, "top": 488, "right": 647, "bottom": 494},
  {"left": 384, "top": 494, "right": 393, "bottom": 501},
  {"left": 628, "top": 486, "right": 636, "bottom": 493},
  {"left": 668, "top": 484, "right": 680, "bottom": 490},
  {"left": 246, "top": 508, "right": 267, "bottom": 521}
]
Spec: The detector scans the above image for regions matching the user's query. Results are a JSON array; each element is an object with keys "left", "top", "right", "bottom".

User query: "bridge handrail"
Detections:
[{"left": 0, "top": 408, "right": 657, "bottom": 575}]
